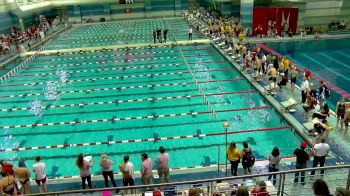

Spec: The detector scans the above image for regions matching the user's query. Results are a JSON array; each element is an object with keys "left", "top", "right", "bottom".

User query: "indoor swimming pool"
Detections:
[{"left": 0, "top": 43, "right": 304, "bottom": 178}]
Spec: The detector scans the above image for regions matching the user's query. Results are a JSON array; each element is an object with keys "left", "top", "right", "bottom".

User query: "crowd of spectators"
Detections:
[{"left": 0, "top": 15, "right": 57, "bottom": 57}]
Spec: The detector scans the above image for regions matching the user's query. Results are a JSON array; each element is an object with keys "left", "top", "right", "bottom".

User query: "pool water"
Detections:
[
  {"left": 47, "top": 18, "right": 201, "bottom": 50},
  {"left": 266, "top": 38, "right": 350, "bottom": 106},
  {"left": 0, "top": 19, "right": 303, "bottom": 178}
]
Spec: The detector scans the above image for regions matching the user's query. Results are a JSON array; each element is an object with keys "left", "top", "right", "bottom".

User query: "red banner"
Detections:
[{"left": 253, "top": 8, "right": 298, "bottom": 36}]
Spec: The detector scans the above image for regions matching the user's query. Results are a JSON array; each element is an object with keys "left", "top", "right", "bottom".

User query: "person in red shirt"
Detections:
[
  {"left": 0, "top": 160, "right": 14, "bottom": 176},
  {"left": 251, "top": 181, "right": 270, "bottom": 196},
  {"left": 305, "top": 69, "right": 312, "bottom": 80}
]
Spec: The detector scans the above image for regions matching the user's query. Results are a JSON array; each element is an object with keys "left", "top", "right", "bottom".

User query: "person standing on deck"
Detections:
[
  {"left": 32, "top": 156, "right": 47, "bottom": 193},
  {"left": 290, "top": 65, "right": 298, "bottom": 93},
  {"left": 156, "top": 28, "right": 161, "bottom": 42},
  {"left": 188, "top": 27, "right": 193, "bottom": 41},
  {"left": 141, "top": 153, "right": 153, "bottom": 185},
  {"left": 118, "top": 156, "right": 135, "bottom": 187},
  {"left": 163, "top": 29, "right": 169, "bottom": 43},
  {"left": 153, "top": 30, "right": 156, "bottom": 43},
  {"left": 342, "top": 108, "right": 350, "bottom": 134},
  {"left": 157, "top": 146, "right": 170, "bottom": 183},
  {"left": 301, "top": 77, "right": 309, "bottom": 104},
  {"left": 293, "top": 141, "right": 309, "bottom": 185}
]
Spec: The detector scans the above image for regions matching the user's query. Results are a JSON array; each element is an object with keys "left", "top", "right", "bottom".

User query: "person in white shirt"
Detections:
[
  {"left": 118, "top": 156, "right": 134, "bottom": 187},
  {"left": 188, "top": 28, "right": 193, "bottom": 41},
  {"left": 310, "top": 138, "right": 329, "bottom": 176},
  {"left": 32, "top": 156, "right": 47, "bottom": 193},
  {"left": 300, "top": 76, "right": 309, "bottom": 104}
]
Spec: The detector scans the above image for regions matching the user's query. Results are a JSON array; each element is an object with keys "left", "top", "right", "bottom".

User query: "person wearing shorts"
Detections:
[
  {"left": 157, "top": 146, "right": 170, "bottom": 183},
  {"left": 342, "top": 109, "right": 350, "bottom": 134},
  {"left": 290, "top": 66, "right": 298, "bottom": 93},
  {"left": 336, "top": 97, "right": 346, "bottom": 131},
  {"left": 33, "top": 156, "right": 47, "bottom": 193}
]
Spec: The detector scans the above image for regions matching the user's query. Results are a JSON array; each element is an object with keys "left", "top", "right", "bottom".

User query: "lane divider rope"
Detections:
[
  {"left": 0, "top": 71, "right": 239, "bottom": 99},
  {"left": 0, "top": 90, "right": 256, "bottom": 112},
  {"left": 0, "top": 106, "right": 273, "bottom": 129},
  {"left": 0, "top": 125, "right": 288, "bottom": 152}
]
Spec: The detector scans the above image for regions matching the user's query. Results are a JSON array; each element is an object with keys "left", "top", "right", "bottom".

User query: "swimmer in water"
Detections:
[{"left": 235, "top": 115, "right": 242, "bottom": 122}]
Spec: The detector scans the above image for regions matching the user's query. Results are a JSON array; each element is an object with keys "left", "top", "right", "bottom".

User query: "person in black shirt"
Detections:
[
  {"left": 294, "top": 141, "right": 310, "bottom": 185},
  {"left": 153, "top": 30, "right": 156, "bottom": 43},
  {"left": 156, "top": 28, "right": 161, "bottom": 42},
  {"left": 163, "top": 29, "right": 168, "bottom": 43}
]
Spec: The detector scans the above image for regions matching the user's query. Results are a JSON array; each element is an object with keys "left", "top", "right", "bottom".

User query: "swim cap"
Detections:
[{"left": 300, "top": 141, "right": 307, "bottom": 149}]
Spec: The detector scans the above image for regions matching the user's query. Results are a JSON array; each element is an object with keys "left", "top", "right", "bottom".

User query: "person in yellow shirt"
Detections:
[
  {"left": 226, "top": 142, "right": 241, "bottom": 176},
  {"left": 282, "top": 57, "right": 290, "bottom": 76}
]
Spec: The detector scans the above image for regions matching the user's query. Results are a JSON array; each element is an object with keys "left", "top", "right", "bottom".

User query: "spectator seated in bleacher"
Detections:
[{"left": 339, "top": 20, "right": 347, "bottom": 30}]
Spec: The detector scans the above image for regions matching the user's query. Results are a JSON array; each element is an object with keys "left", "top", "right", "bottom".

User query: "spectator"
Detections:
[
  {"left": 0, "top": 171, "right": 17, "bottom": 195},
  {"left": 310, "top": 138, "right": 330, "bottom": 177},
  {"left": 188, "top": 187, "right": 200, "bottom": 196},
  {"left": 118, "top": 156, "right": 135, "bottom": 187},
  {"left": 268, "top": 147, "right": 281, "bottom": 185},
  {"left": 313, "top": 179, "right": 331, "bottom": 196},
  {"left": 290, "top": 66, "right": 298, "bottom": 93},
  {"left": 339, "top": 20, "right": 346, "bottom": 30},
  {"left": 226, "top": 142, "right": 241, "bottom": 176},
  {"left": 157, "top": 146, "right": 170, "bottom": 183},
  {"left": 312, "top": 102, "right": 330, "bottom": 120},
  {"left": 334, "top": 187, "right": 350, "bottom": 196},
  {"left": 251, "top": 181, "right": 269, "bottom": 196},
  {"left": 294, "top": 141, "right": 309, "bottom": 185},
  {"left": 0, "top": 160, "right": 14, "bottom": 176},
  {"left": 336, "top": 97, "right": 347, "bottom": 131},
  {"left": 318, "top": 81, "right": 330, "bottom": 106},
  {"left": 236, "top": 186, "right": 249, "bottom": 196},
  {"left": 100, "top": 153, "right": 117, "bottom": 188},
  {"left": 32, "top": 156, "right": 47, "bottom": 193},
  {"left": 153, "top": 30, "right": 156, "bottom": 43},
  {"left": 76, "top": 153, "right": 92, "bottom": 189},
  {"left": 305, "top": 69, "right": 312, "bottom": 80},
  {"left": 141, "top": 153, "right": 153, "bottom": 185},
  {"left": 14, "top": 159, "right": 31, "bottom": 195},
  {"left": 241, "top": 141, "right": 255, "bottom": 175},
  {"left": 163, "top": 29, "right": 169, "bottom": 43},
  {"left": 189, "top": 27, "right": 193, "bottom": 41},
  {"left": 301, "top": 76, "right": 309, "bottom": 104},
  {"left": 342, "top": 108, "right": 350, "bottom": 134}
]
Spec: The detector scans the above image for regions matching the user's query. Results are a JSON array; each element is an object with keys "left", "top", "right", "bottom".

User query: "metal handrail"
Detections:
[{"left": 26, "top": 165, "right": 350, "bottom": 196}]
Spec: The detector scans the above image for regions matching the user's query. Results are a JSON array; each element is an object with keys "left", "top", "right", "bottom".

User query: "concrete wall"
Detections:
[{"left": 260, "top": 0, "right": 350, "bottom": 29}]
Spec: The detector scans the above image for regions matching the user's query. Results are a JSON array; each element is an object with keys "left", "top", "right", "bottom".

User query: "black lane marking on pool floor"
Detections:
[
  {"left": 1, "top": 125, "right": 289, "bottom": 152},
  {"left": 0, "top": 90, "right": 256, "bottom": 112},
  {"left": 0, "top": 106, "right": 273, "bottom": 129},
  {"left": 30, "top": 53, "right": 220, "bottom": 67},
  {"left": 27, "top": 59, "right": 225, "bottom": 70},
  {"left": 17, "top": 63, "right": 185, "bottom": 77},
  {"left": 0, "top": 70, "right": 238, "bottom": 98},
  {"left": 51, "top": 47, "right": 211, "bottom": 61}
]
